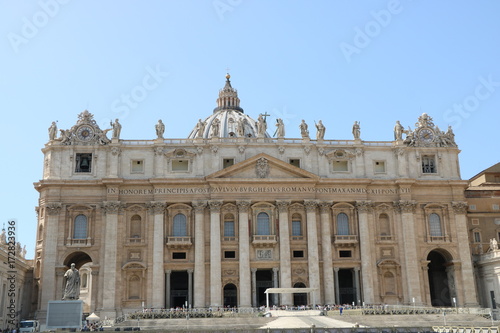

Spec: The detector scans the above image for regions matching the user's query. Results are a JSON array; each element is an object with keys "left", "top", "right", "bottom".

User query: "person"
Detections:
[
  {"left": 299, "top": 119, "right": 309, "bottom": 139},
  {"left": 237, "top": 118, "right": 246, "bottom": 137},
  {"left": 275, "top": 118, "right": 285, "bottom": 138},
  {"left": 196, "top": 119, "right": 206, "bottom": 138},
  {"left": 394, "top": 120, "right": 404, "bottom": 140},
  {"left": 155, "top": 119, "right": 165, "bottom": 139},
  {"left": 48, "top": 121, "right": 58, "bottom": 141},
  {"left": 491, "top": 238, "right": 498, "bottom": 251},
  {"left": 63, "top": 263, "right": 80, "bottom": 300},
  {"left": 352, "top": 121, "right": 360, "bottom": 140},
  {"left": 111, "top": 119, "right": 121, "bottom": 139},
  {"left": 211, "top": 118, "right": 220, "bottom": 137},
  {"left": 315, "top": 120, "right": 325, "bottom": 140}
]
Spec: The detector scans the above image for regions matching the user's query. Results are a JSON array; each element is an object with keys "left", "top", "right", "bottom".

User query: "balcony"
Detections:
[
  {"left": 223, "top": 236, "right": 237, "bottom": 242},
  {"left": 67, "top": 238, "right": 91, "bottom": 247},
  {"left": 427, "top": 235, "right": 451, "bottom": 243},
  {"left": 377, "top": 235, "right": 395, "bottom": 242},
  {"left": 166, "top": 236, "right": 192, "bottom": 249},
  {"left": 333, "top": 235, "right": 358, "bottom": 247},
  {"left": 252, "top": 235, "right": 277, "bottom": 247}
]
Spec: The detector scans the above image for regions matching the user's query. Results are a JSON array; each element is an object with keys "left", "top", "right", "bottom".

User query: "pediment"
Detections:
[{"left": 206, "top": 153, "right": 320, "bottom": 180}]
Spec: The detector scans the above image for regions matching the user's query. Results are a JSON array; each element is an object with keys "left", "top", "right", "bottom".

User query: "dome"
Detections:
[{"left": 187, "top": 75, "right": 271, "bottom": 139}]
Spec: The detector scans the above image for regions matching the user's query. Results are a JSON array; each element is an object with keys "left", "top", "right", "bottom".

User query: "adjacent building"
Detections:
[{"left": 34, "top": 75, "right": 478, "bottom": 320}]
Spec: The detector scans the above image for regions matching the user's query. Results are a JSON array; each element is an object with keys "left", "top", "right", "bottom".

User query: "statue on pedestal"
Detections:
[
  {"left": 315, "top": 120, "right": 325, "bottom": 140},
  {"left": 63, "top": 263, "right": 80, "bottom": 300},
  {"left": 352, "top": 121, "right": 360, "bottom": 140},
  {"left": 275, "top": 118, "right": 285, "bottom": 138},
  {"left": 299, "top": 120, "right": 309, "bottom": 139},
  {"left": 48, "top": 121, "right": 58, "bottom": 141},
  {"left": 155, "top": 119, "right": 165, "bottom": 139},
  {"left": 394, "top": 121, "right": 404, "bottom": 140},
  {"left": 110, "top": 119, "right": 121, "bottom": 139}
]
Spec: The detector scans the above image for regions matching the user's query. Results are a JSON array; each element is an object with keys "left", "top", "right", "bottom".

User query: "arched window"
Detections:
[
  {"left": 173, "top": 214, "right": 187, "bottom": 236},
  {"left": 379, "top": 213, "right": 390, "bottom": 236},
  {"left": 429, "top": 213, "right": 442, "bottom": 237},
  {"left": 257, "top": 212, "right": 270, "bottom": 235},
  {"left": 292, "top": 213, "right": 302, "bottom": 236},
  {"left": 224, "top": 214, "right": 235, "bottom": 237},
  {"left": 128, "top": 275, "right": 140, "bottom": 299},
  {"left": 130, "top": 215, "right": 142, "bottom": 239},
  {"left": 73, "top": 214, "right": 87, "bottom": 239},
  {"left": 337, "top": 213, "right": 349, "bottom": 235}
]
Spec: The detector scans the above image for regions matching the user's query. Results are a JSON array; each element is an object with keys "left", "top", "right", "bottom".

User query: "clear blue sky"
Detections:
[{"left": 1, "top": 0, "right": 499, "bottom": 259}]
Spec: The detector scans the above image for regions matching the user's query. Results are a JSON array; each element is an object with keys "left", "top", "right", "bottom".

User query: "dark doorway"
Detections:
[
  {"left": 338, "top": 269, "right": 356, "bottom": 305},
  {"left": 170, "top": 271, "right": 189, "bottom": 308},
  {"left": 256, "top": 270, "right": 274, "bottom": 306},
  {"left": 223, "top": 283, "right": 237, "bottom": 307},
  {"left": 293, "top": 282, "right": 307, "bottom": 306},
  {"left": 427, "top": 251, "right": 451, "bottom": 306}
]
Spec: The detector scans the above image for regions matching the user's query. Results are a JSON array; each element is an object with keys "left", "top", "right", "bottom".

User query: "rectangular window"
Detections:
[
  {"left": 224, "top": 251, "right": 236, "bottom": 259},
  {"left": 223, "top": 159, "right": 234, "bottom": 168},
  {"left": 292, "top": 220, "right": 302, "bottom": 236},
  {"left": 292, "top": 250, "right": 304, "bottom": 258},
  {"left": 469, "top": 205, "right": 476, "bottom": 210},
  {"left": 473, "top": 231, "right": 481, "bottom": 243},
  {"left": 131, "top": 160, "right": 144, "bottom": 173},
  {"left": 332, "top": 160, "right": 348, "bottom": 172},
  {"left": 339, "top": 250, "right": 352, "bottom": 258},
  {"left": 374, "top": 161, "right": 386, "bottom": 173},
  {"left": 493, "top": 204, "right": 500, "bottom": 210},
  {"left": 422, "top": 155, "right": 436, "bottom": 173},
  {"left": 289, "top": 159, "right": 300, "bottom": 168},
  {"left": 224, "top": 221, "right": 235, "bottom": 237},
  {"left": 472, "top": 218, "right": 479, "bottom": 225},
  {"left": 172, "top": 160, "right": 189, "bottom": 171},
  {"left": 172, "top": 252, "right": 186, "bottom": 260},
  {"left": 75, "top": 153, "right": 92, "bottom": 173}
]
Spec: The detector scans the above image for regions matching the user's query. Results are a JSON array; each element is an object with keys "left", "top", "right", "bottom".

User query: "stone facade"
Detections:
[{"left": 35, "top": 76, "right": 478, "bottom": 320}]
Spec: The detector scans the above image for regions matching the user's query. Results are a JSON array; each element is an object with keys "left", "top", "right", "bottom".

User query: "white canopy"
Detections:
[{"left": 86, "top": 313, "right": 100, "bottom": 321}]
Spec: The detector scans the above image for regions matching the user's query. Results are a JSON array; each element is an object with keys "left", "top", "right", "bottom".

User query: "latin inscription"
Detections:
[{"left": 107, "top": 186, "right": 410, "bottom": 195}]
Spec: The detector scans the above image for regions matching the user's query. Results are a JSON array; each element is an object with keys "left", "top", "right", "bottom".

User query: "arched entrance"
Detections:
[
  {"left": 223, "top": 283, "right": 237, "bottom": 307},
  {"left": 293, "top": 282, "right": 307, "bottom": 306},
  {"left": 427, "top": 250, "right": 453, "bottom": 306},
  {"left": 63, "top": 251, "right": 94, "bottom": 312}
]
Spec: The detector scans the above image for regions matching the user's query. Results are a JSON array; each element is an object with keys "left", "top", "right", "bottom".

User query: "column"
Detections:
[
  {"left": 209, "top": 200, "right": 223, "bottom": 307},
  {"left": 451, "top": 201, "right": 479, "bottom": 306},
  {"left": 188, "top": 269, "right": 193, "bottom": 308},
  {"left": 276, "top": 200, "right": 292, "bottom": 305},
  {"left": 396, "top": 200, "right": 422, "bottom": 305},
  {"left": 273, "top": 267, "right": 279, "bottom": 305},
  {"left": 251, "top": 268, "right": 257, "bottom": 307},
  {"left": 354, "top": 267, "right": 361, "bottom": 305},
  {"left": 192, "top": 201, "right": 207, "bottom": 308},
  {"left": 90, "top": 270, "right": 99, "bottom": 312},
  {"left": 148, "top": 201, "right": 166, "bottom": 308},
  {"left": 420, "top": 261, "right": 431, "bottom": 305},
  {"left": 101, "top": 201, "right": 123, "bottom": 318},
  {"left": 165, "top": 270, "right": 171, "bottom": 308},
  {"left": 39, "top": 202, "right": 62, "bottom": 316},
  {"left": 304, "top": 200, "right": 321, "bottom": 304},
  {"left": 319, "top": 201, "right": 335, "bottom": 304},
  {"left": 356, "top": 200, "right": 375, "bottom": 304},
  {"left": 237, "top": 200, "right": 252, "bottom": 308},
  {"left": 334, "top": 268, "right": 340, "bottom": 304}
]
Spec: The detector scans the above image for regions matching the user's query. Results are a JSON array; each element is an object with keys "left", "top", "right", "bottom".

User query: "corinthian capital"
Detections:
[
  {"left": 45, "top": 202, "right": 62, "bottom": 216},
  {"left": 192, "top": 200, "right": 207, "bottom": 213},
  {"left": 236, "top": 200, "right": 251, "bottom": 213},
  {"left": 208, "top": 200, "right": 223, "bottom": 211},
  {"left": 304, "top": 200, "right": 318, "bottom": 212},
  {"left": 356, "top": 200, "right": 373, "bottom": 213},
  {"left": 102, "top": 201, "right": 125, "bottom": 214},
  {"left": 276, "top": 200, "right": 291, "bottom": 213},
  {"left": 319, "top": 201, "right": 332, "bottom": 213},
  {"left": 395, "top": 200, "right": 417, "bottom": 213},
  {"left": 147, "top": 201, "right": 166, "bottom": 215},
  {"left": 451, "top": 201, "right": 468, "bottom": 215}
]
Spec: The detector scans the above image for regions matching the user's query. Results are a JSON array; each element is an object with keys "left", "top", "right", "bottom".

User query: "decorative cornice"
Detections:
[
  {"left": 236, "top": 200, "right": 251, "bottom": 212},
  {"left": 356, "top": 200, "right": 373, "bottom": 213},
  {"left": 276, "top": 200, "right": 291, "bottom": 213},
  {"left": 46, "top": 202, "right": 62, "bottom": 216},
  {"left": 102, "top": 201, "right": 125, "bottom": 214},
  {"left": 147, "top": 201, "right": 166, "bottom": 215},
  {"left": 304, "top": 200, "right": 318, "bottom": 212},
  {"left": 192, "top": 201, "right": 207, "bottom": 213},
  {"left": 451, "top": 201, "right": 468, "bottom": 215},
  {"left": 208, "top": 200, "right": 223, "bottom": 211}
]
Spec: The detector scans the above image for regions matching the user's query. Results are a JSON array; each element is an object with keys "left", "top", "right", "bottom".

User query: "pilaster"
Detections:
[
  {"left": 147, "top": 201, "right": 166, "bottom": 308},
  {"left": 276, "top": 200, "right": 292, "bottom": 305},
  {"left": 209, "top": 200, "right": 223, "bottom": 307},
  {"left": 192, "top": 201, "right": 207, "bottom": 308},
  {"left": 236, "top": 200, "right": 252, "bottom": 308},
  {"left": 319, "top": 201, "right": 335, "bottom": 304},
  {"left": 304, "top": 200, "right": 321, "bottom": 304},
  {"left": 356, "top": 200, "right": 374, "bottom": 303}
]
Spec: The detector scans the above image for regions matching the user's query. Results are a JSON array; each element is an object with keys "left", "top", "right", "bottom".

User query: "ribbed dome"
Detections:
[{"left": 187, "top": 75, "right": 271, "bottom": 139}]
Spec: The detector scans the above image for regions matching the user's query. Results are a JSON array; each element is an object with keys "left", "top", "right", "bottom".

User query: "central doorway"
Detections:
[
  {"left": 170, "top": 271, "right": 188, "bottom": 308},
  {"left": 256, "top": 270, "right": 274, "bottom": 306},
  {"left": 427, "top": 250, "right": 452, "bottom": 306},
  {"left": 338, "top": 269, "right": 356, "bottom": 305}
]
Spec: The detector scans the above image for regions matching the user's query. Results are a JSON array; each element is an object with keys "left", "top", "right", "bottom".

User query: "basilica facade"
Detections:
[{"left": 34, "top": 75, "right": 477, "bottom": 319}]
